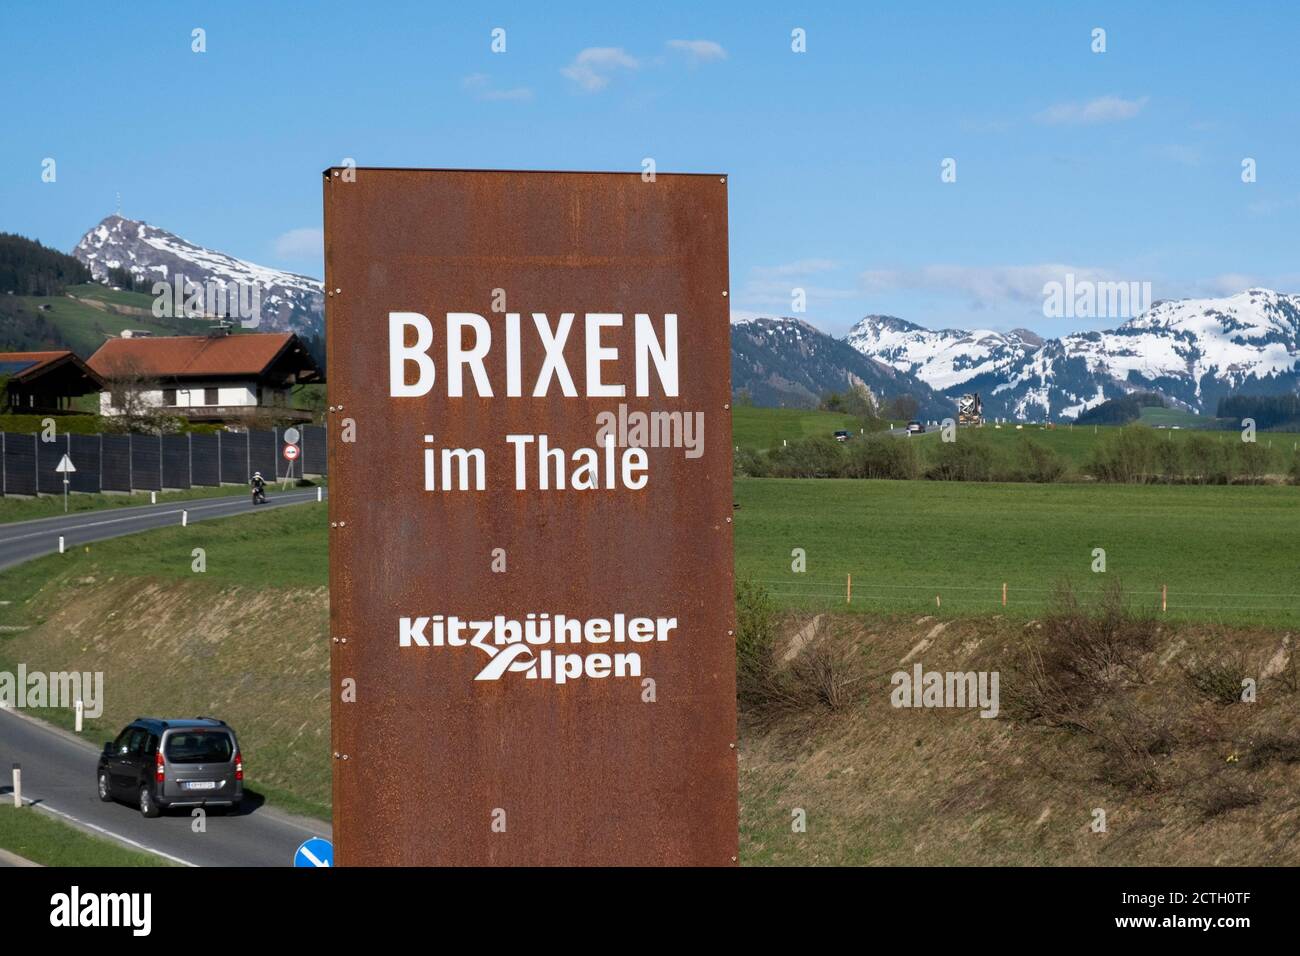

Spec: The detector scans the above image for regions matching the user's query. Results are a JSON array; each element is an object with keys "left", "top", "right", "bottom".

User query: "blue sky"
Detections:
[{"left": 3, "top": 0, "right": 1298, "bottom": 337}]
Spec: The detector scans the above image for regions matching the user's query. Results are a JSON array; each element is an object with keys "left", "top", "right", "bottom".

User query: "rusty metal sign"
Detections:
[{"left": 323, "top": 168, "right": 736, "bottom": 866}]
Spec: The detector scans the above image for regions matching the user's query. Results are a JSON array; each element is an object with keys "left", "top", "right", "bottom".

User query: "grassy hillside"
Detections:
[
  {"left": 740, "top": 608, "right": 1300, "bottom": 865},
  {"left": 735, "top": 478, "right": 1300, "bottom": 627},
  {"left": 15, "top": 284, "right": 213, "bottom": 357}
]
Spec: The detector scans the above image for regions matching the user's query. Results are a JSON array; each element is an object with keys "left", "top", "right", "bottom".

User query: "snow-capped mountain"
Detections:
[
  {"left": 846, "top": 315, "right": 1043, "bottom": 392},
  {"left": 73, "top": 215, "right": 322, "bottom": 336},
  {"left": 846, "top": 291, "right": 1300, "bottom": 420},
  {"left": 731, "top": 316, "right": 949, "bottom": 417}
]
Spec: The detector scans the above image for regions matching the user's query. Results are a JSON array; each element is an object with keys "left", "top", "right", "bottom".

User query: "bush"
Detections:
[
  {"left": 764, "top": 435, "right": 847, "bottom": 478},
  {"left": 1007, "top": 580, "right": 1156, "bottom": 721},
  {"left": 925, "top": 434, "right": 997, "bottom": 481},
  {"left": 1086, "top": 424, "right": 1163, "bottom": 483},
  {"left": 1182, "top": 432, "right": 1230, "bottom": 484},
  {"left": 1182, "top": 653, "right": 1251, "bottom": 705},
  {"left": 1002, "top": 437, "right": 1067, "bottom": 482},
  {"left": 784, "top": 618, "right": 868, "bottom": 712},
  {"left": 843, "top": 434, "right": 920, "bottom": 480},
  {"left": 735, "top": 577, "right": 780, "bottom": 708},
  {"left": 1231, "top": 439, "right": 1273, "bottom": 484},
  {"left": 732, "top": 447, "right": 768, "bottom": 478}
]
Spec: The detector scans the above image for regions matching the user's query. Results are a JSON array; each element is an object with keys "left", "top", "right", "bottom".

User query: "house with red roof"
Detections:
[
  {"left": 86, "top": 331, "right": 323, "bottom": 424},
  {"left": 0, "top": 350, "right": 106, "bottom": 414}
]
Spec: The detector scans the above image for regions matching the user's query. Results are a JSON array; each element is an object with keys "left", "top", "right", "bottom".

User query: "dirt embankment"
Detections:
[
  {"left": 0, "top": 575, "right": 330, "bottom": 814},
  {"left": 741, "top": 610, "right": 1299, "bottom": 866}
]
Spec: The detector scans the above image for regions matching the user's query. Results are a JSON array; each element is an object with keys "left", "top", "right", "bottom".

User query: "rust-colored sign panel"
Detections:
[{"left": 323, "top": 168, "right": 736, "bottom": 865}]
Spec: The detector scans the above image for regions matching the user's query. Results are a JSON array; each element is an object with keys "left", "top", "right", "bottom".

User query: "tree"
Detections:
[{"left": 97, "top": 354, "right": 182, "bottom": 434}]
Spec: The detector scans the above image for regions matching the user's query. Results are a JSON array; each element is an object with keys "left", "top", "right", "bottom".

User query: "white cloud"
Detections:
[
  {"left": 667, "top": 39, "right": 727, "bottom": 63},
  {"left": 859, "top": 264, "right": 1122, "bottom": 310},
  {"left": 462, "top": 73, "right": 533, "bottom": 102},
  {"left": 273, "top": 227, "right": 323, "bottom": 261},
  {"left": 752, "top": 258, "right": 841, "bottom": 278},
  {"left": 561, "top": 47, "right": 639, "bottom": 92},
  {"left": 1035, "top": 95, "right": 1149, "bottom": 125}
]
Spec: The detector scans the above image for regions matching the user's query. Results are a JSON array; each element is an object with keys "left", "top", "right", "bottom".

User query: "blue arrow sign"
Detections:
[{"left": 294, "top": 837, "right": 333, "bottom": 868}]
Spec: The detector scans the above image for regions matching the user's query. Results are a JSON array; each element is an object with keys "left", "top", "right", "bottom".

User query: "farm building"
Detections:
[
  {"left": 87, "top": 330, "right": 322, "bottom": 424},
  {"left": 0, "top": 350, "right": 106, "bottom": 414}
]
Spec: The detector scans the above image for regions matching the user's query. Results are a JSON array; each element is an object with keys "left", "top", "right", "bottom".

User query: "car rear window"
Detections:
[{"left": 164, "top": 731, "right": 234, "bottom": 763}]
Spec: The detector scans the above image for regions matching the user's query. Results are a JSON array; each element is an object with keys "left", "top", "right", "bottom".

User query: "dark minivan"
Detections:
[{"left": 97, "top": 717, "right": 243, "bottom": 817}]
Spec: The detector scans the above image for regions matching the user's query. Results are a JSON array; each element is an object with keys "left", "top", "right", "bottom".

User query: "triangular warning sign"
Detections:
[{"left": 55, "top": 454, "right": 76, "bottom": 473}]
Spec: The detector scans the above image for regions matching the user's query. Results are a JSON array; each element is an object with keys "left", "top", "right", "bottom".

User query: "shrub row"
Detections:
[{"left": 734, "top": 425, "right": 1300, "bottom": 485}]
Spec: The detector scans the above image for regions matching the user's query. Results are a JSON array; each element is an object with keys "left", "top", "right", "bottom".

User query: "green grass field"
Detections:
[
  {"left": 732, "top": 405, "right": 871, "bottom": 450},
  {"left": 1138, "top": 405, "right": 1213, "bottom": 427},
  {"left": 0, "top": 804, "right": 176, "bottom": 866},
  {"left": 734, "top": 477, "right": 1300, "bottom": 626}
]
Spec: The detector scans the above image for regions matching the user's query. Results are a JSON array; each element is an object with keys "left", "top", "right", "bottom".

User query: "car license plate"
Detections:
[{"left": 185, "top": 781, "right": 218, "bottom": 790}]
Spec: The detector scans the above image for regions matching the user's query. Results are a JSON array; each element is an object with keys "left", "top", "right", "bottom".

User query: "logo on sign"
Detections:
[{"left": 400, "top": 612, "right": 678, "bottom": 685}]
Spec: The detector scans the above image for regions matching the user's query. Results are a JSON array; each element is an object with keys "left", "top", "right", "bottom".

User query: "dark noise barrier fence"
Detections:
[{"left": 0, "top": 425, "right": 326, "bottom": 497}]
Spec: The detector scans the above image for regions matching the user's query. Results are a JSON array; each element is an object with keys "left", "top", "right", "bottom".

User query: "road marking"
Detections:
[
  {"left": 0, "top": 492, "right": 319, "bottom": 545},
  {"left": 21, "top": 797, "right": 198, "bottom": 867}
]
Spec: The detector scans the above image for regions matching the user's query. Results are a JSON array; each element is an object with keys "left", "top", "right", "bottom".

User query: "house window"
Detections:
[
  {"left": 162, "top": 388, "right": 177, "bottom": 406},
  {"left": 203, "top": 387, "right": 218, "bottom": 406}
]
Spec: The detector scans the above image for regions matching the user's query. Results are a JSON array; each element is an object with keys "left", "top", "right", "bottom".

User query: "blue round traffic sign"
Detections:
[{"left": 294, "top": 837, "right": 333, "bottom": 868}]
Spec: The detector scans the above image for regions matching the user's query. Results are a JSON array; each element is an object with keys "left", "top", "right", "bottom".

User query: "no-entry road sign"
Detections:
[{"left": 324, "top": 168, "right": 736, "bottom": 866}]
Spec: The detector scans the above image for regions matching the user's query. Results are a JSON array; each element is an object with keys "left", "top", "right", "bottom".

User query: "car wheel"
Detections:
[
  {"left": 97, "top": 772, "right": 112, "bottom": 802},
  {"left": 139, "top": 785, "right": 161, "bottom": 818}
]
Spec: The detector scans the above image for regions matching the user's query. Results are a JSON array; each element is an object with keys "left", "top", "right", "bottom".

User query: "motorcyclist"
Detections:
[{"left": 250, "top": 471, "right": 267, "bottom": 503}]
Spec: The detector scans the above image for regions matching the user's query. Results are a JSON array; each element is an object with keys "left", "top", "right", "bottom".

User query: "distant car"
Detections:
[
  {"left": 833, "top": 430, "right": 851, "bottom": 442},
  {"left": 906, "top": 421, "right": 924, "bottom": 434},
  {"left": 97, "top": 717, "right": 243, "bottom": 818}
]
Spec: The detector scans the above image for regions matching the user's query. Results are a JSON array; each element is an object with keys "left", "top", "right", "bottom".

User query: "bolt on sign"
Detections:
[{"left": 323, "top": 168, "right": 737, "bottom": 866}]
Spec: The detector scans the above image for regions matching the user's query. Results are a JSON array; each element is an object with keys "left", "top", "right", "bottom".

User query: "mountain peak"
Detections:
[{"left": 73, "top": 216, "right": 323, "bottom": 336}]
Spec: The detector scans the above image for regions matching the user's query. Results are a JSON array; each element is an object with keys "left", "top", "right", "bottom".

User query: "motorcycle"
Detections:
[{"left": 251, "top": 486, "right": 267, "bottom": 505}]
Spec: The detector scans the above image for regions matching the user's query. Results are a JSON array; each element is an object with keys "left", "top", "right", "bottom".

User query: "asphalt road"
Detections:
[
  {"left": 0, "top": 706, "right": 329, "bottom": 866},
  {"left": 0, "top": 488, "right": 323, "bottom": 572},
  {"left": 0, "top": 487, "right": 330, "bottom": 865}
]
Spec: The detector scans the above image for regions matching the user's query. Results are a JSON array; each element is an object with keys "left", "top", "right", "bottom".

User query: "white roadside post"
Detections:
[
  {"left": 75, "top": 699, "right": 84, "bottom": 733},
  {"left": 182, "top": 510, "right": 188, "bottom": 527},
  {"left": 11, "top": 763, "right": 20, "bottom": 808},
  {"left": 151, "top": 491, "right": 157, "bottom": 504},
  {"left": 55, "top": 453, "right": 76, "bottom": 513},
  {"left": 58, "top": 535, "right": 65, "bottom": 554}
]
